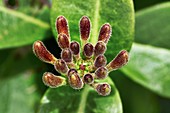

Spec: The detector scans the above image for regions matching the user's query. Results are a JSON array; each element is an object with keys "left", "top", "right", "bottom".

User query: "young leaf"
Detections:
[
  {"left": 0, "top": 6, "right": 51, "bottom": 49},
  {"left": 50, "top": 1, "right": 134, "bottom": 112},
  {"left": 51, "top": 0, "right": 134, "bottom": 58},
  {"left": 121, "top": 43, "right": 170, "bottom": 97},
  {"left": 38, "top": 77, "right": 122, "bottom": 113}
]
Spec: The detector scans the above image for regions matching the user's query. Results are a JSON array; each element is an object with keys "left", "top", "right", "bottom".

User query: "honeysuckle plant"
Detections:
[
  {"left": 37, "top": 0, "right": 134, "bottom": 112},
  {"left": 2, "top": 0, "right": 170, "bottom": 113},
  {"left": 33, "top": 16, "right": 129, "bottom": 96}
]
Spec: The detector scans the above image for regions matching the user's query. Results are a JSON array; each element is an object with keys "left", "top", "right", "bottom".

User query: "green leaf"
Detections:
[
  {"left": 50, "top": 1, "right": 134, "bottom": 112},
  {"left": 135, "top": 2, "right": 170, "bottom": 49},
  {"left": 0, "top": 71, "right": 41, "bottom": 113},
  {"left": 121, "top": 43, "right": 170, "bottom": 97},
  {"left": 51, "top": 0, "right": 134, "bottom": 59},
  {"left": 120, "top": 2, "right": 170, "bottom": 97},
  {"left": 0, "top": 6, "right": 51, "bottom": 49},
  {"left": 133, "top": 0, "right": 169, "bottom": 11},
  {"left": 38, "top": 77, "right": 122, "bottom": 113},
  {"left": 0, "top": 46, "right": 47, "bottom": 113},
  {"left": 0, "top": 46, "right": 44, "bottom": 79},
  {"left": 111, "top": 71, "right": 160, "bottom": 113}
]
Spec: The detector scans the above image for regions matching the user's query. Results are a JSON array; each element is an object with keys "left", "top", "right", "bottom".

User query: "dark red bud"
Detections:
[
  {"left": 61, "top": 48, "right": 72, "bottom": 63},
  {"left": 80, "top": 16, "right": 91, "bottom": 40},
  {"left": 96, "top": 83, "right": 111, "bottom": 96},
  {"left": 33, "top": 41, "right": 56, "bottom": 64},
  {"left": 94, "top": 55, "right": 107, "bottom": 68},
  {"left": 107, "top": 50, "right": 129, "bottom": 71},
  {"left": 95, "top": 67, "right": 108, "bottom": 79},
  {"left": 68, "top": 69, "right": 83, "bottom": 89},
  {"left": 83, "top": 43, "right": 94, "bottom": 58},
  {"left": 54, "top": 59, "right": 68, "bottom": 74},
  {"left": 42, "top": 72, "right": 66, "bottom": 88},
  {"left": 94, "top": 41, "right": 106, "bottom": 57},
  {"left": 56, "top": 16, "right": 69, "bottom": 37},
  {"left": 83, "top": 73, "right": 94, "bottom": 84},
  {"left": 57, "top": 34, "right": 70, "bottom": 49},
  {"left": 98, "top": 23, "right": 111, "bottom": 43},
  {"left": 70, "top": 41, "right": 80, "bottom": 55}
]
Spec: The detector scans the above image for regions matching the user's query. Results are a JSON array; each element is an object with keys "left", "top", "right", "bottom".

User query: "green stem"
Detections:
[{"left": 77, "top": 85, "right": 90, "bottom": 113}]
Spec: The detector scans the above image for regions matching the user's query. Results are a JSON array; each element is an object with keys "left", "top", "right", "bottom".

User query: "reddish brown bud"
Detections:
[
  {"left": 61, "top": 48, "right": 72, "bottom": 63},
  {"left": 80, "top": 16, "right": 91, "bottom": 40},
  {"left": 68, "top": 69, "right": 84, "bottom": 89},
  {"left": 56, "top": 16, "right": 69, "bottom": 37},
  {"left": 95, "top": 67, "right": 108, "bottom": 79},
  {"left": 57, "top": 34, "right": 70, "bottom": 49},
  {"left": 98, "top": 23, "right": 111, "bottom": 43},
  {"left": 95, "top": 83, "right": 111, "bottom": 96},
  {"left": 107, "top": 50, "right": 129, "bottom": 71},
  {"left": 42, "top": 72, "right": 66, "bottom": 88},
  {"left": 83, "top": 73, "right": 94, "bottom": 84},
  {"left": 54, "top": 59, "right": 68, "bottom": 74},
  {"left": 94, "top": 41, "right": 106, "bottom": 57},
  {"left": 83, "top": 43, "right": 94, "bottom": 58},
  {"left": 33, "top": 41, "right": 56, "bottom": 64},
  {"left": 94, "top": 55, "right": 107, "bottom": 68},
  {"left": 70, "top": 41, "right": 80, "bottom": 55}
]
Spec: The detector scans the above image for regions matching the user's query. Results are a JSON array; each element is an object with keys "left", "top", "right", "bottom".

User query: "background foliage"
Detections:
[{"left": 0, "top": 0, "right": 170, "bottom": 113}]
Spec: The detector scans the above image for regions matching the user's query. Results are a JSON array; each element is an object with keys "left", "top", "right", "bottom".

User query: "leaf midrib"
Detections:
[
  {"left": 77, "top": 86, "right": 90, "bottom": 113},
  {"left": 77, "top": 1, "right": 100, "bottom": 111},
  {"left": 90, "top": 0, "right": 100, "bottom": 44},
  {"left": 0, "top": 7, "right": 50, "bottom": 29}
]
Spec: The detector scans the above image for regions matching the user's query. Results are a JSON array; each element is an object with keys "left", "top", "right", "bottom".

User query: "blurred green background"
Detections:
[{"left": 0, "top": 0, "right": 170, "bottom": 113}]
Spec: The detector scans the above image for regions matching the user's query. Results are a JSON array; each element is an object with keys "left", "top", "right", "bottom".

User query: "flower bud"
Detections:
[
  {"left": 95, "top": 83, "right": 111, "bottom": 96},
  {"left": 42, "top": 72, "right": 66, "bottom": 88},
  {"left": 61, "top": 48, "right": 72, "bottom": 63},
  {"left": 56, "top": 16, "right": 69, "bottom": 37},
  {"left": 107, "top": 50, "right": 129, "bottom": 71},
  {"left": 94, "top": 41, "right": 106, "bottom": 57},
  {"left": 95, "top": 67, "right": 108, "bottom": 79},
  {"left": 80, "top": 16, "right": 91, "bottom": 40},
  {"left": 94, "top": 55, "right": 107, "bottom": 68},
  {"left": 54, "top": 59, "right": 68, "bottom": 74},
  {"left": 83, "top": 73, "right": 94, "bottom": 84},
  {"left": 98, "top": 23, "right": 111, "bottom": 44},
  {"left": 70, "top": 41, "right": 80, "bottom": 55},
  {"left": 83, "top": 43, "right": 94, "bottom": 58},
  {"left": 33, "top": 41, "right": 56, "bottom": 64},
  {"left": 57, "top": 34, "right": 70, "bottom": 49},
  {"left": 68, "top": 69, "right": 84, "bottom": 89}
]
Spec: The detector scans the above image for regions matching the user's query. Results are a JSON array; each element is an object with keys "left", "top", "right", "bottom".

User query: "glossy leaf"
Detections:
[
  {"left": 121, "top": 43, "right": 170, "bottom": 97},
  {"left": 135, "top": 2, "right": 170, "bottom": 49},
  {"left": 121, "top": 3, "right": 170, "bottom": 97},
  {"left": 0, "top": 71, "right": 40, "bottom": 113},
  {"left": 133, "top": 0, "right": 169, "bottom": 11},
  {"left": 0, "top": 6, "right": 51, "bottom": 49},
  {"left": 51, "top": 0, "right": 134, "bottom": 59},
  {"left": 38, "top": 77, "right": 122, "bottom": 113},
  {"left": 111, "top": 71, "right": 160, "bottom": 113},
  {"left": 49, "top": 0, "right": 134, "bottom": 112}
]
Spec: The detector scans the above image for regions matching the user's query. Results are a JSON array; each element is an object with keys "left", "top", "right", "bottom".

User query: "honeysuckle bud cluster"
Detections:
[{"left": 33, "top": 16, "right": 129, "bottom": 96}]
